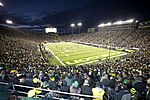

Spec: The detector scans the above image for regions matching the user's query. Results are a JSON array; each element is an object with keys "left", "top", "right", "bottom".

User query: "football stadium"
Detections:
[{"left": 0, "top": 0, "right": 150, "bottom": 100}]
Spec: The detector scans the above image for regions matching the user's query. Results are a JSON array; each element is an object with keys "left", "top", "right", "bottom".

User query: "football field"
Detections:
[{"left": 45, "top": 42, "right": 127, "bottom": 66}]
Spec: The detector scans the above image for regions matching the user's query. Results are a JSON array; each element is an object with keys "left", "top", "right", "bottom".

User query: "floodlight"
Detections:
[
  {"left": 98, "top": 23, "right": 105, "bottom": 27},
  {"left": 105, "top": 22, "right": 112, "bottom": 26},
  {"left": 123, "top": 19, "right": 134, "bottom": 23},
  {"left": 135, "top": 20, "right": 138, "bottom": 23},
  {"left": 0, "top": 2, "right": 3, "bottom": 6},
  {"left": 113, "top": 21, "right": 123, "bottom": 25},
  {"left": 77, "top": 22, "right": 82, "bottom": 26},
  {"left": 77, "top": 23, "right": 82, "bottom": 33},
  {"left": 6, "top": 20, "right": 13, "bottom": 24},
  {"left": 127, "top": 19, "right": 134, "bottom": 23},
  {"left": 71, "top": 23, "right": 75, "bottom": 34},
  {"left": 71, "top": 23, "right": 75, "bottom": 27}
]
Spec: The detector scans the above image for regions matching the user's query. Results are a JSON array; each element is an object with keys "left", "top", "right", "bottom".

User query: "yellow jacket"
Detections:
[{"left": 92, "top": 87, "right": 105, "bottom": 100}]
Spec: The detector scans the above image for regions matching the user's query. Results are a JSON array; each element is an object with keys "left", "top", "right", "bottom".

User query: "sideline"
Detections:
[{"left": 44, "top": 44, "right": 66, "bottom": 66}]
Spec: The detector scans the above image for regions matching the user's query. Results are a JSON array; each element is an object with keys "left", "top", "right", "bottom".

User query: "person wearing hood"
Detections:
[
  {"left": 65, "top": 73, "right": 73, "bottom": 87},
  {"left": 81, "top": 80, "right": 92, "bottom": 100}
]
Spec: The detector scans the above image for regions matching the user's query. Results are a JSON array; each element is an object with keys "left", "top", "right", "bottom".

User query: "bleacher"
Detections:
[{"left": 0, "top": 24, "right": 150, "bottom": 100}]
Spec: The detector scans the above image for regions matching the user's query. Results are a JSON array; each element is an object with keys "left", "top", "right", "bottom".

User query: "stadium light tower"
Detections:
[
  {"left": 77, "top": 22, "right": 82, "bottom": 33},
  {"left": 71, "top": 23, "right": 75, "bottom": 34},
  {"left": 6, "top": 20, "right": 13, "bottom": 24}
]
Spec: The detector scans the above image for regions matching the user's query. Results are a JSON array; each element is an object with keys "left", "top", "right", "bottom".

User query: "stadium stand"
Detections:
[{"left": 0, "top": 22, "right": 150, "bottom": 100}]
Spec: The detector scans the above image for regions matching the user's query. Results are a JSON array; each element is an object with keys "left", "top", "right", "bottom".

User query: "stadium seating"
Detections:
[{"left": 0, "top": 24, "right": 150, "bottom": 100}]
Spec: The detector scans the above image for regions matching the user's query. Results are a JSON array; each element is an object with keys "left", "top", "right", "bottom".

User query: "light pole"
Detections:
[
  {"left": 71, "top": 23, "right": 75, "bottom": 35},
  {"left": 77, "top": 22, "right": 82, "bottom": 33}
]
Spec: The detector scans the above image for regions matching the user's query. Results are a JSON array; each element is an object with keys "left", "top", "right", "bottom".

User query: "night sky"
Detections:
[{"left": 0, "top": 0, "right": 150, "bottom": 30}]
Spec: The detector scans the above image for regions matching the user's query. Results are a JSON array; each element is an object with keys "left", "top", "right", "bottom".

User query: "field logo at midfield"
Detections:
[{"left": 65, "top": 56, "right": 100, "bottom": 65}]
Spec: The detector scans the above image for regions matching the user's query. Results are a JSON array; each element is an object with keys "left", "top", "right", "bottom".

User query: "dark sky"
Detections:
[
  {"left": 4, "top": 0, "right": 94, "bottom": 20},
  {"left": 0, "top": 0, "right": 94, "bottom": 22},
  {"left": 0, "top": 0, "right": 150, "bottom": 29}
]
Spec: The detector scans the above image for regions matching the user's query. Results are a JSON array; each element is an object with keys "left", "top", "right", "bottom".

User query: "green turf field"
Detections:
[{"left": 45, "top": 42, "right": 127, "bottom": 66}]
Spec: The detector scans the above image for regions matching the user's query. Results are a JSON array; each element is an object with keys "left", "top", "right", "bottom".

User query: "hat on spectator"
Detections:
[
  {"left": 27, "top": 90, "right": 35, "bottom": 97},
  {"left": 130, "top": 88, "right": 137, "bottom": 94},
  {"left": 17, "top": 73, "right": 22, "bottom": 77},
  {"left": 74, "top": 81, "right": 79, "bottom": 88},
  {"left": 33, "top": 78, "right": 39, "bottom": 83},
  {"left": 83, "top": 80, "right": 89, "bottom": 86},
  {"left": 111, "top": 73, "right": 116, "bottom": 77},
  {"left": 123, "top": 79, "right": 129, "bottom": 85},
  {"left": 10, "top": 70, "right": 18, "bottom": 74},
  {"left": 50, "top": 77, "right": 55, "bottom": 81},
  {"left": 136, "top": 77, "right": 142, "bottom": 82}
]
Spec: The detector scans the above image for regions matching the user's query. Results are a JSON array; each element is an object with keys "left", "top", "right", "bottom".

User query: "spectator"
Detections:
[
  {"left": 81, "top": 80, "right": 92, "bottom": 100},
  {"left": 70, "top": 81, "right": 81, "bottom": 100},
  {"left": 0, "top": 82, "right": 13, "bottom": 100},
  {"left": 65, "top": 73, "right": 73, "bottom": 87},
  {"left": 60, "top": 80, "right": 70, "bottom": 99},
  {"left": 92, "top": 82, "right": 105, "bottom": 100},
  {"left": 117, "top": 83, "right": 131, "bottom": 100}
]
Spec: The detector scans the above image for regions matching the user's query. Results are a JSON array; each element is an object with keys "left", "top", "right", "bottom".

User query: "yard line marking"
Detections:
[{"left": 78, "top": 53, "right": 127, "bottom": 65}]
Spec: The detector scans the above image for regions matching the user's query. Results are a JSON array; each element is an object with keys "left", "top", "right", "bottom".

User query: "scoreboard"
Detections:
[{"left": 45, "top": 27, "right": 57, "bottom": 33}]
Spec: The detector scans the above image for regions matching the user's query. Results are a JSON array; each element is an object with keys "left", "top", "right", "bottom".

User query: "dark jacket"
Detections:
[
  {"left": 107, "top": 88, "right": 118, "bottom": 100},
  {"left": 81, "top": 85, "right": 92, "bottom": 100},
  {"left": 118, "top": 90, "right": 131, "bottom": 100},
  {"left": 134, "top": 82, "right": 146, "bottom": 94},
  {"left": 60, "top": 86, "right": 70, "bottom": 99}
]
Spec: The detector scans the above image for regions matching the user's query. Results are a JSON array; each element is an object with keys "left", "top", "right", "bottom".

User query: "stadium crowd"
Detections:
[
  {"left": 61, "top": 28, "right": 150, "bottom": 49},
  {"left": 0, "top": 25, "right": 150, "bottom": 100}
]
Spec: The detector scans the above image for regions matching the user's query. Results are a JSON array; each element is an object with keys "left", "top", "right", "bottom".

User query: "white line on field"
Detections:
[
  {"left": 44, "top": 44, "right": 66, "bottom": 66},
  {"left": 78, "top": 53, "right": 127, "bottom": 65}
]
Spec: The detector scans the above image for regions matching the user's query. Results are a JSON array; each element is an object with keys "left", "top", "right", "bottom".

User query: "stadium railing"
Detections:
[{"left": 0, "top": 82, "right": 109, "bottom": 100}]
